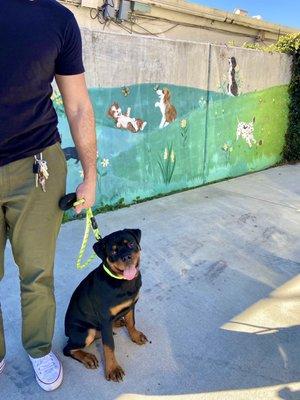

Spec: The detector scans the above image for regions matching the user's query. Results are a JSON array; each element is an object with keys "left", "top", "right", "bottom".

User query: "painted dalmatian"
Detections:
[{"left": 236, "top": 117, "right": 256, "bottom": 147}]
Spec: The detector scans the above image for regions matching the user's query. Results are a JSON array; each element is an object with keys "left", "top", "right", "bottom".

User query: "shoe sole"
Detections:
[
  {"left": 35, "top": 361, "right": 63, "bottom": 391},
  {"left": 0, "top": 360, "right": 5, "bottom": 374}
]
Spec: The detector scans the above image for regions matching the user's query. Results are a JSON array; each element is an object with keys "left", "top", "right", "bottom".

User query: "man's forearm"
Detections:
[{"left": 68, "top": 103, "right": 97, "bottom": 182}]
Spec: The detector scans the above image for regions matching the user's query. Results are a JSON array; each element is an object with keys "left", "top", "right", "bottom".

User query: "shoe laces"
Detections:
[{"left": 34, "top": 353, "right": 56, "bottom": 376}]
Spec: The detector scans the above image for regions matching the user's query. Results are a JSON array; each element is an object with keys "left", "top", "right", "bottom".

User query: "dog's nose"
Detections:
[{"left": 122, "top": 254, "right": 132, "bottom": 262}]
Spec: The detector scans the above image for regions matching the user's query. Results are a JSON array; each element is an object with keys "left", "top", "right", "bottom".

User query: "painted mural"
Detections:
[{"left": 52, "top": 50, "right": 289, "bottom": 216}]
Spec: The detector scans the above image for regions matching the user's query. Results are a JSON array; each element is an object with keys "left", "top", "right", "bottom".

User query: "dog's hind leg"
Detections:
[
  {"left": 114, "top": 318, "right": 126, "bottom": 328},
  {"left": 63, "top": 329, "right": 100, "bottom": 369},
  {"left": 159, "top": 117, "right": 166, "bottom": 129},
  {"left": 69, "top": 349, "right": 99, "bottom": 369}
]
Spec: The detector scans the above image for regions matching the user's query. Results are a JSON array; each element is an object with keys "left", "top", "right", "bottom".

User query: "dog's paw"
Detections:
[
  {"left": 105, "top": 364, "right": 125, "bottom": 382},
  {"left": 130, "top": 330, "right": 148, "bottom": 345},
  {"left": 81, "top": 353, "right": 99, "bottom": 369},
  {"left": 114, "top": 318, "right": 126, "bottom": 328}
]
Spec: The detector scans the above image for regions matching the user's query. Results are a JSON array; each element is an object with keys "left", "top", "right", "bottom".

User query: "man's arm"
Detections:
[{"left": 55, "top": 73, "right": 97, "bottom": 214}]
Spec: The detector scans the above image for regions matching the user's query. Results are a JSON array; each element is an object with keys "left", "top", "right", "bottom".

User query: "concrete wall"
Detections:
[
  {"left": 53, "top": 30, "right": 292, "bottom": 215},
  {"left": 81, "top": 29, "right": 291, "bottom": 93},
  {"left": 60, "top": 0, "right": 298, "bottom": 46}
]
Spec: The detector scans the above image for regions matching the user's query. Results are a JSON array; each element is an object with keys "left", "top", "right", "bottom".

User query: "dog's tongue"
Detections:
[{"left": 123, "top": 265, "right": 136, "bottom": 280}]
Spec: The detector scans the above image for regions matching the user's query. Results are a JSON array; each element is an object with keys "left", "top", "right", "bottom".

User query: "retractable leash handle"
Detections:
[
  {"left": 58, "top": 193, "right": 102, "bottom": 270},
  {"left": 59, "top": 192, "right": 85, "bottom": 211}
]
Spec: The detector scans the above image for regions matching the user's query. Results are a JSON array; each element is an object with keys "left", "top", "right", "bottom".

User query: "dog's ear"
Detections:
[
  {"left": 125, "top": 229, "right": 141, "bottom": 245},
  {"left": 93, "top": 238, "right": 107, "bottom": 261},
  {"left": 107, "top": 106, "right": 113, "bottom": 118},
  {"left": 163, "top": 89, "right": 170, "bottom": 101}
]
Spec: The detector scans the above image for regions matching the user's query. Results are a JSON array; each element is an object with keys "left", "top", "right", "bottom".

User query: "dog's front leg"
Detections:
[
  {"left": 124, "top": 308, "right": 148, "bottom": 345},
  {"left": 101, "top": 321, "right": 125, "bottom": 382}
]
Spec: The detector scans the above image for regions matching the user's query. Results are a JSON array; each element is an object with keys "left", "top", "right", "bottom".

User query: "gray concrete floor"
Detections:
[{"left": 1, "top": 164, "right": 300, "bottom": 400}]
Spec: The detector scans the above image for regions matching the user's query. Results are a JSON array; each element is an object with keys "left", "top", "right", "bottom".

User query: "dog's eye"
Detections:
[
  {"left": 127, "top": 242, "right": 134, "bottom": 248},
  {"left": 111, "top": 250, "right": 117, "bottom": 255}
]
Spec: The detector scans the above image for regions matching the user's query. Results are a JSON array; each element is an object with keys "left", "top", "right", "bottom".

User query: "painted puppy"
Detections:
[
  {"left": 107, "top": 103, "right": 147, "bottom": 133},
  {"left": 155, "top": 88, "right": 177, "bottom": 129},
  {"left": 227, "top": 57, "right": 238, "bottom": 96},
  {"left": 63, "top": 229, "right": 147, "bottom": 382}
]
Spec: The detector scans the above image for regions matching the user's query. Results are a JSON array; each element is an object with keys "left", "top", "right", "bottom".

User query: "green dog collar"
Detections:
[{"left": 103, "top": 264, "right": 125, "bottom": 280}]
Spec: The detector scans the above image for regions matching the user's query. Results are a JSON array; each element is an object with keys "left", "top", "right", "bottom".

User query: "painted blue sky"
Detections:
[{"left": 190, "top": 0, "right": 300, "bottom": 29}]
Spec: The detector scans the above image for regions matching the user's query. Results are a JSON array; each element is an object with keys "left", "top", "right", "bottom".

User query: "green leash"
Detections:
[
  {"left": 75, "top": 204, "right": 102, "bottom": 270},
  {"left": 75, "top": 207, "right": 124, "bottom": 278},
  {"left": 59, "top": 194, "right": 125, "bottom": 277},
  {"left": 76, "top": 207, "right": 124, "bottom": 278}
]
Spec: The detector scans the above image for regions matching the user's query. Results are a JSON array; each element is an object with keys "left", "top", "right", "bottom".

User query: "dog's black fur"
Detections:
[{"left": 63, "top": 229, "right": 145, "bottom": 380}]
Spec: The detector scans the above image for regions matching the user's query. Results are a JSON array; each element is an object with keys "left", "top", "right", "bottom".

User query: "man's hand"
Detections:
[{"left": 75, "top": 178, "right": 96, "bottom": 214}]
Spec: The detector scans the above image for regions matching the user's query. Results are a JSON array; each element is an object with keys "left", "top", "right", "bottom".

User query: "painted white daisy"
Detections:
[
  {"left": 163, "top": 148, "right": 168, "bottom": 160},
  {"left": 180, "top": 119, "right": 187, "bottom": 129},
  {"left": 101, "top": 158, "right": 110, "bottom": 168},
  {"left": 170, "top": 150, "right": 175, "bottom": 163}
]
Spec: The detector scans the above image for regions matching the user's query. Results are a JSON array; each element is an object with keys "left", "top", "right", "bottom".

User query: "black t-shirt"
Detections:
[{"left": 0, "top": 0, "right": 85, "bottom": 166}]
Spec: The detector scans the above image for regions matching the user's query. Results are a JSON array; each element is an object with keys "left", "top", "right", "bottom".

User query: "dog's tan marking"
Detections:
[
  {"left": 110, "top": 299, "right": 133, "bottom": 316},
  {"left": 85, "top": 328, "right": 98, "bottom": 346}
]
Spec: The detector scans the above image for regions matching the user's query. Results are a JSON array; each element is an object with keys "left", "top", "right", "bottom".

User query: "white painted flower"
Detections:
[
  {"left": 180, "top": 119, "right": 187, "bottom": 129},
  {"left": 79, "top": 170, "right": 84, "bottom": 178},
  {"left": 101, "top": 158, "right": 110, "bottom": 168},
  {"left": 170, "top": 150, "right": 175, "bottom": 163},
  {"left": 163, "top": 148, "right": 168, "bottom": 160}
]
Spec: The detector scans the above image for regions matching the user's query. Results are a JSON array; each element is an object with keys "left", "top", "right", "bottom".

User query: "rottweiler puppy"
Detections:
[{"left": 63, "top": 229, "right": 147, "bottom": 382}]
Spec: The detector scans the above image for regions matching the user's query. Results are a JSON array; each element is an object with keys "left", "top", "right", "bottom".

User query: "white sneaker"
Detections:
[
  {"left": 29, "top": 352, "right": 63, "bottom": 391},
  {"left": 0, "top": 359, "right": 4, "bottom": 374}
]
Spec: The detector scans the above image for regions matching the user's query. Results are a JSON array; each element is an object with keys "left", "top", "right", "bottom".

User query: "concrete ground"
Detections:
[{"left": 1, "top": 164, "right": 300, "bottom": 400}]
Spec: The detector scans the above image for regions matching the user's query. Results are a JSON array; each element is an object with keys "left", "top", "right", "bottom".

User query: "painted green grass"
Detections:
[
  {"left": 108, "top": 85, "right": 289, "bottom": 204},
  {"left": 56, "top": 83, "right": 289, "bottom": 216}
]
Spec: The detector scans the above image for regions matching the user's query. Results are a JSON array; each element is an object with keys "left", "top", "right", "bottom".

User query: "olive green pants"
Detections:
[{"left": 0, "top": 142, "right": 67, "bottom": 360}]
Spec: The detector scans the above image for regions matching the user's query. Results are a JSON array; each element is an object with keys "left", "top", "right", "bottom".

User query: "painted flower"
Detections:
[
  {"left": 101, "top": 158, "right": 110, "bottom": 168},
  {"left": 79, "top": 170, "right": 84, "bottom": 178},
  {"left": 122, "top": 86, "right": 130, "bottom": 97},
  {"left": 170, "top": 150, "right": 175, "bottom": 163},
  {"left": 180, "top": 119, "right": 187, "bottom": 129},
  {"left": 163, "top": 148, "right": 168, "bottom": 160},
  {"left": 51, "top": 91, "right": 63, "bottom": 106},
  {"left": 199, "top": 97, "right": 206, "bottom": 107},
  {"left": 222, "top": 143, "right": 229, "bottom": 151}
]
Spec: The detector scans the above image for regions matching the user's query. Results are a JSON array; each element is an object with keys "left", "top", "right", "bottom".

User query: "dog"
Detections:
[
  {"left": 155, "top": 88, "right": 177, "bottom": 129},
  {"left": 236, "top": 117, "right": 256, "bottom": 147},
  {"left": 62, "top": 146, "right": 80, "bottom": 163},
  {"left": 107, "top": 103, "right": 147, "bottom": 133},
  {"left": 227, "top": 57, "right": 238, "bottom": 96},
  {"left": 63, "top": 229, "right": 147, "bottom": 382}
]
